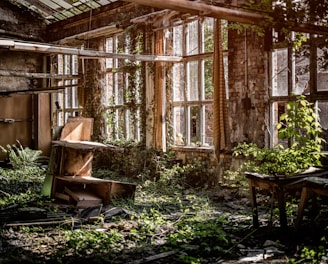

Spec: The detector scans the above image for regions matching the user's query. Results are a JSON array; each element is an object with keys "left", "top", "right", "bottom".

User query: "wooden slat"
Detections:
[
  {"left": 0, "top": 70, "right": 78, "bottom": 79},
  {"left": 64, "top": 187, "right": 103, "bottom": 207},
  {"left": 57, "top": 176, "right": 113, "bottom": 184},
  {"left": 59, "top": 117, "right": 93, "bottom": 141}
]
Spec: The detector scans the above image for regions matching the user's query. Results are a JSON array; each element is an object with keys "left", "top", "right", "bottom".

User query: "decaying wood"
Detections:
[
  {"left": 4, "top": 218, "right": 78, "bottom": 228},
  {"left": 125, "top": 0, "right": 328, "bottom": 35},
  {"left": 64, "top": 187, "right": 103, "bottom": 207},
  {"left": 0, "top": 69, "right": 78, "bottom": 79},
  {"left": 59, "top": 117, "right": 94, "bottom": 141},
  {"left": 128, "top": 249, "right": 178, "bottom": 264},
  {"left": 0, "top": 39, "right": 182, "bottom": 62}
]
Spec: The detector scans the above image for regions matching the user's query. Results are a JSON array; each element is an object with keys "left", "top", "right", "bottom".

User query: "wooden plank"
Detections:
[
  {"left": 61, "top": 148, "right": 93, "bottom": 176},
  {"left": 57, "top": 175, "right": 113, "bottom": 184},
  {"left": 64, "top": 187, "right": 102, "bottom": 207},
  {"left": 52, "top": 140, "right": 108, "bottom": 150},
  {"left": 0, "top": 70, "right": 79, "bottom": 79},
  {"left": 54, "top": 192, "right": 71, "bottom": 202},
  {"left": 60, "top": 117, "right": 93, "bottom": 141},
  {"left": 110, "top": 181, "right": 137, "bottom": 200}
]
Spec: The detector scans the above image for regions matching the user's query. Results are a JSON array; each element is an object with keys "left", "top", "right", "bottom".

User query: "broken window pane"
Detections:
[
  {"left": 173, "top": 107, "right": 185, "bottom": 145},
  {"left": 186, "top": 21, "right": 198, "bottom": 56},
  {"left": 116, "top": 72, "right": 124, "bottom": 105},
  {"left": 318, "top": 101, "right": 328, "bottom": 150},
  {"left": 204, "top": 105, "right": 213, "bottom": 146},
  {"left": 294, "top": 43, "right": 310, "bottom": 95},
  {"left": 272, "top": 48, "right": 288, "bottom": 96},
  {"left": 173, "top": 26, "right": 183, "bottom": 56},
  {"left": 187, "top": 61, "right": 199, "bottom": 101},
  {"left": 173, "top": 63, "right": 184, "bottom": 101},
  {"left": 202, "top": 18, "right": 214, "bottom": 53},
  {"left": 203, "top": 58, "right": 213, "bottom": 100},
  {"left": 106, "top": 37, "right": 113, "bottom": 68},
  {"left": 317, "top": 43, "right": 328, "bottom": 92},
  {"left": 190, "top": 106, "right": 200, "bottom": 145}
]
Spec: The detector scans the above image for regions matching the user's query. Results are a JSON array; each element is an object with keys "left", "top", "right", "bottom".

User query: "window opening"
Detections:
[
  {"left": 52, "top": 54, "right": 81, "bottom": 127},
  {"left": 167, "top": 17, "right": 219, "bottom": 147},
  {"left": 270, "top": 33, "right": 328, "bottom": 151},
  {"left": 104, "top": 34, "right": 142, "bottom": 142}
]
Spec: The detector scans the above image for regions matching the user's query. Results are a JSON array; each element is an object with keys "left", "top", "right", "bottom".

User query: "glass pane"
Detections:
[
  {"left": 106, "top": 37, "right": 114, "bottom": 68},
  {"left": 65, "top": 86, "right": 72, "bottom": 108},
  {"left": 204, "top": 105, "right": 213, "bottom": 146},
  {"left": 294, "top": 42, "right": 310, "bottom": 95},
  {"left": 57, "top": 55, "right": 63, "bottom": 74},
  {"left": 117, "top": 109, "right": 125, "bottom": 138},
  {"left": 173, "top": 107, "right": 185, "bottom": 145},
  {"left": 71, "top": 85, "right": 78, "bottom": 108},
  {"left": 202, "top": 18, "right": 214, "bottom": 53},
  {"left": 72, "top": 55, "right": 78, "bottom": 74},
  {"left": 173, "top": 63, "right": 184, "bottom": 101},
  {"left": 127, "top": 109, "right": 140, "bottom": 141},
  {"left": 317, "top": 43, "right": 328, "bottom": 92},
  {"left": 203, "top": 58, "right": 213, "bottom": 100},
  {"left": 186, "top": 21, "right": 198, "bottom": 55},
  {"left": 64, "top": 55, "right": 71, "bottom": 74},
  {"left": 187, "top": 61, "right": 199, "bottom": 101},
  {"left": 116, "top": 72, "right": 124, "bottom": 105},
  {"left": 190, "top": 106, "right": 200, "bottom": 145},
  {"left": 272, "top": 48, "right": 288, "bottom": 96},
  {"left": 272, "top": 102, "right": 288, "bottom": 147},
  {"left": 105, "top": 72, "right": 114, "bottom": 106},
  {"left": 317, "top": 101, "right": 328, "bottom": 150},
  {"left": 173, "top": 26, "right": 183, "bottom": 56}
]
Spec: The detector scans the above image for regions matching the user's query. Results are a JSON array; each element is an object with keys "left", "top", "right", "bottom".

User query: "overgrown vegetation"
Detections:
[
  {"left": 1, "top": 142, "right": 328, "bottom": 263},
  {"left": 233, "top": 95, "right": 324, "bottom": 175},
  {"left": 0, "top": 142, "right": 45, "bottom": 206}
]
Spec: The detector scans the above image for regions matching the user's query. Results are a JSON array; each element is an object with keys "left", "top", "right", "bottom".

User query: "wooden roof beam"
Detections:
[
  {"left": 0, "top": 38, "right": 183, "bottom": 62},
  {"left": 125, "top": 0, "right": 328, "bottom": 35}
]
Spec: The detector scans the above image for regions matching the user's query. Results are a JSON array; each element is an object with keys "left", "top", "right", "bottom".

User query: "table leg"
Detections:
[
  {"left": 295, "top": 187, "right": 309, "bottom": 230},
  {"left": 248, "top": 179, "right": 259, "bottom": 228},
  {"left": 275, "top": 187, "right": 287, "bottom": 228}
]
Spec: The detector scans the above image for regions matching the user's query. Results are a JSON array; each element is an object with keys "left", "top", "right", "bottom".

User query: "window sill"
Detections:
[{"left": 170, "top": 145, "right": 214, "bottom": 153}]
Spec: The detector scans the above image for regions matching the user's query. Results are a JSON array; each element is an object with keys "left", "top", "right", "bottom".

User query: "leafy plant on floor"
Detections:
[
  {"left": 0, "top": 141, "right": 43, "bottom": 170},
  {"left": 233, "top": 95, "right": 324, "bottom": 176}
]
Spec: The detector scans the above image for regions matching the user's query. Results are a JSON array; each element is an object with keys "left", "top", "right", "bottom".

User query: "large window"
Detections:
[
  {"left": 104, "top": 34, "right": 142, "bottom": 141},
  {"left": 165, "top": 18, "right": 215, "bottom": 147},
  {"left": 52, "top": 54, "right": 81, "bottom": 127},
  {"left": 270, "top": 33, "right": 328, "bottom": 149}
]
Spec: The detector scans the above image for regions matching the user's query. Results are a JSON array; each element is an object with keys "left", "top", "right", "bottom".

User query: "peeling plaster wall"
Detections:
[
  {"left": 228, "top": 29, "right": 268, "bottom": 149},
  {"left": 0, "top": 51, "right": 43, "bottom": 91}
]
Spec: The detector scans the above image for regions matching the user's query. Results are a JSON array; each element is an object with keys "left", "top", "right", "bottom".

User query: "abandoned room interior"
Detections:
[
  {"left": 1, "top": 0, "right": 328, "bottom": 186},
  {"left": 1, "top": 0, "right": 328, "bottom": 263}
]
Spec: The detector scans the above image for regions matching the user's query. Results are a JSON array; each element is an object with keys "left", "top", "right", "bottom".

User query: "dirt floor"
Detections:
[{"left": 1, "top": 186, "right": 328, "bottom": 264}]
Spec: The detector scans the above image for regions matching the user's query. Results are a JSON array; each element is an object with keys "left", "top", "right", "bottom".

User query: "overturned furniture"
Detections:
[{"left": 49, "top": 117, "right": 136, "bottom": 207}]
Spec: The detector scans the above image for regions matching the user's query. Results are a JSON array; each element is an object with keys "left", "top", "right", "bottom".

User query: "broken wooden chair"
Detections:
[{"left": 44, "top": 117, "right": 136, "bottom": 207}]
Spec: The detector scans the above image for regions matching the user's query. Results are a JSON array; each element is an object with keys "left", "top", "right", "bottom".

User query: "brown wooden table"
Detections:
[
  {"left": 295, "top": 176, "right": 328, "bottom": 229},
  {"left": 245, "top": 169, "right": 328, "bottom": 229}
]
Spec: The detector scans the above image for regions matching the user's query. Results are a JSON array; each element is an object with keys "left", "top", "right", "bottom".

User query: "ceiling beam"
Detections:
[
  {"left": 0, "top": 39, "right": 183, "bottom": 62},
  {"left": 125, "top": 0, "right": 328, "bottom": 35},
  {"left": 124, "top": 0, "right": 263, "bottom": 25},
  {"left": 0, "top": 69, "right": 78, "bottom": 79}
]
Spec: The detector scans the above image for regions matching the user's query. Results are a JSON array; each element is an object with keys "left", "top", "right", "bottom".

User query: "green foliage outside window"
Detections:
[{"left": 233, "top": 95, "right": 324, "bottom": 176}]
